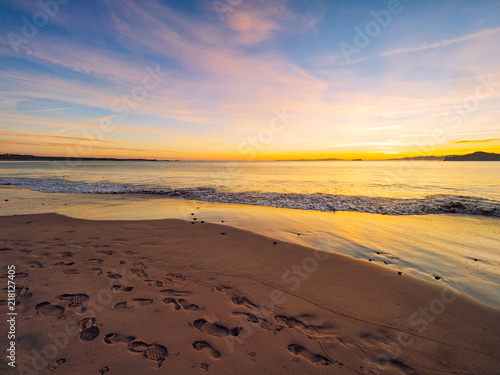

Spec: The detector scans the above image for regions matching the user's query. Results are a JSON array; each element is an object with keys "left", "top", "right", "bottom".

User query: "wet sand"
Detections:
[
  {"left": 2, "top": 185, "right": 500, "bottom": 308},
  {"left": 0, "top": 213, "right": 499, "bottom": 374}
]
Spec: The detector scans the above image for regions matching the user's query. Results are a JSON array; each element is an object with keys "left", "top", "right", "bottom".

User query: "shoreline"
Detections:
[
  {"left": 1, "top": 185, "right": 500, "bottom": 309},
  {"left": 1, "top": 213, "right": 499, "bottom": 374}
]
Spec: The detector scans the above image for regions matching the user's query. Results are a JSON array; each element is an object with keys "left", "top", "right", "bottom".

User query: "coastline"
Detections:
[
  {"left": 1, "top": 213, "right": 499, "bottom": 374},
  {"left": 2, "top": 185, "right": 500, "bottom": 308}
]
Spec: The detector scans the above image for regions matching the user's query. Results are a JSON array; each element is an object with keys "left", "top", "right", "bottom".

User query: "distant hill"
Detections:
[
  {"left": 0, "top": 154, "right": 161, "bottom": 162},
  {"left": 444, "top": 152, "right": 500, "bottom": 161},
  {"left": 388, "top": 156, "right": 446, "bottom": 161}
]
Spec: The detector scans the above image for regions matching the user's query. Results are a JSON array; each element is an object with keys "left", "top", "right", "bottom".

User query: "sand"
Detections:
[{"left": 0, "top": 213, "right": 499, "bottom": 374}]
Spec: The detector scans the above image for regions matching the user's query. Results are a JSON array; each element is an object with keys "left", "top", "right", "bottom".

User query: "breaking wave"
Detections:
[{"left": 1, "top": 177, "right": 499, "bottom": 217}]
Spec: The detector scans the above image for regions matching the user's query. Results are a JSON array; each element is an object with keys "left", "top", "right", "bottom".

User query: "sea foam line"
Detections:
[{"left": 1, "top": 177, "right": 498, "bottom": 217}]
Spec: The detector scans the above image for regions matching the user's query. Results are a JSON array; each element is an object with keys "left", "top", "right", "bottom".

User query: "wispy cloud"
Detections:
[
  {"left": 0, "top": 140, "right": 152, "bottom": 152},
  {"left": 381, "top": 26, "right": 500, "bottom": 57},
  {"left": 312, "top": 142, "right": 403, "bottom": 150},
  {"left": 0, "top": 130, "right": 124, "bottom": 144},
  {"left": 450, "top": 138, "right": 500, "bottom": 144}
]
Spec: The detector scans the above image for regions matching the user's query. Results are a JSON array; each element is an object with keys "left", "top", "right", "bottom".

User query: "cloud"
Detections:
[
  {"left": 450, "top": 138, "right": 500, "bottom": 144},
  {"left": 312, "top": 142, "right": 403, "bottom": 150},
  {"left": 0, "top": 139, "right": 153, "bottom": 152},
  {"left": 17, "top": 106, "right": 89, "bottom": 113},
  {"left": 0, "top": 130, "right": 124, "bottom": 144},
  {"left": 381, "top": 27, "right": 500, "bottom": 57},
  {"left": 226, "top": 9, "right": 281, "bottom": 45}
]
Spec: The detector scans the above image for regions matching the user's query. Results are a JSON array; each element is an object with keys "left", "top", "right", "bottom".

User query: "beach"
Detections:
[{"left": 1, "top": 212, "right": 499, "bottom": 374}]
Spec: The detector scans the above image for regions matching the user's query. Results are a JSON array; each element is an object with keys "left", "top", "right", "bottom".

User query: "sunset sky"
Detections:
[{"left": 1, "top": 0, "right": 499, "bottom": 160}]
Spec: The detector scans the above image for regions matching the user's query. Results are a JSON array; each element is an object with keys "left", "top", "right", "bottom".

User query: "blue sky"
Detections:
[{"left": 1, "top": 0, "right": 499, "bottom": 159}]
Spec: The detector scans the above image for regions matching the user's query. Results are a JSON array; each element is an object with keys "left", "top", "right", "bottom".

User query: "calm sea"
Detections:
[{"left": 1, "top": 160, "right": 499, "bottom": 216}]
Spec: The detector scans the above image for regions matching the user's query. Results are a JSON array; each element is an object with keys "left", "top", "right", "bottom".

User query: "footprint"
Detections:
[
  {"left": 55, "top": 261, "right": 75, "bottom": 266},
  {"left": 111, "top": 285, "right": 134, "bottom": 292},
  {"left": 193, "top": 319, "right": 240, "bottom": 337},
  {"left": 160, "top": 289, "right": 191, "bottom": 297},
  {"left": 178, "top": 299, "right": 200, "bottom": 311},
  {"left": 231, "top": 296, "right": 259, "bottom": 310},
  {"left": 58, "top": 293, "right": 90, "bottom": 308},
  {"left": 114, "top": 299, "right": 153, "bottom": 309},
  {"left": 48, "top": 358, "right": 66, "bottom": 372},
  {"left": 164, "top": 274, "right": 185, "bottom": 284},
  {"left": 232, "top": 312, "right": 273, "bottom": 330},
  {"left": 104, "top": 333, "right": 136, "bottom": 345},
  {"left": 128, "top": 340, "right": 150, "bottom": 353},
  {"left": 130, "top": 269, "right": 148, "bottom": 278},
  {"left": 60, "top": 252, "right": 74, "bottom": 258},
  {"left": 193, "top": 341, "right": 221, "bottom": 359},
  {"left": 233, "top": 312, "right": 259, "bottom": 323},
  {"left": 97, "top": 250, "right": 115, "bottom": 255},
  {"left": 98, "top": 366, "right": 110, "bottom": 375},
  {"left": 287, "top": 344, "right": 331, "bottom": 366},
  {"left": 107, "top": 271, "right": 122, "bottom": 279},
  {"left": 91, "top": 267, "right": 103, "bottom": 275},
  {"left": 217, "top": 287, "right": 259, "bottom": 310},
  {"left": 144, "top": 344, "right": 168, "bottom": 367},
  {"left": 18, "top": 287, "right": 33, "bottom": 301},
  {"left": 26, "top": 261, "right": 43, "bottom": 269},
  {"left": 79, "top": 317, "right": 100, "bottom": 341},
  {"left": 8, "top": 286, "right": 33, "bottom": 301},
  {"left": 88, "top": 259, "right": 103, "bottom": 264},
  {"left": 35, "top": 302, "right": 65, "bottom": 316},
  {"left": 247, "top": 351, "right": 257, "bottom": 362},
  {"left": 63, "top": 269, "right": 82, "bottom": 275},
  {"left": 144, "top": 279, "right": 163, "bottom": 287},
  {"left": 275, "top": 315, "right": 331, "bottom": 337},
  {"left": 131, "top": 299, "right": 153, "bottom": 307},
  {"left": 163, "top": 298, "right": 199, "bottom": 311},
  {"left": 162, "top": 298, "right": 180, "bottom": 310}
]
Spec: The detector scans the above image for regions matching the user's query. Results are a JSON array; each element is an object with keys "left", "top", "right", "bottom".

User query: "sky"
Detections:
[{"left": 0, "top": 0, "right": 499, "bottom": 160}]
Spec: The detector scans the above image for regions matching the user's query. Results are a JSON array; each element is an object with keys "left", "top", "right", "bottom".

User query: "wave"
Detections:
[{"left": 1, "top": 177, "right": 499, "bottom": 217}]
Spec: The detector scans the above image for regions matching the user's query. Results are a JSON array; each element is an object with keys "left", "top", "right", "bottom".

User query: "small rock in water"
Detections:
[
  {"left": 273, "top": 242, "right": 277, "bottom": 245},
  {"left": 434, "top": 276, "right": 441, "bottom": 280},
  {"left": 221, "top": 232, "right": 226, "bottom": 235},
  {"left": 397, "top": 271, "right": 402, "bottom": 276}
]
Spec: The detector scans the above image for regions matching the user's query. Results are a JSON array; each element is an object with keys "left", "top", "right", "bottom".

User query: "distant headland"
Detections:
[
  {"left": 443, "top": 152, "right": 500, "bottom": 161},
  {"left": 0, "top": 154, "right": 167, "bottom": 162}
]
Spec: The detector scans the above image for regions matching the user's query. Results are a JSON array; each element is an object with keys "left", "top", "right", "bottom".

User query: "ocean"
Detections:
[{"left": 1, "top": 160, "right": 499, "bottom": 216}]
